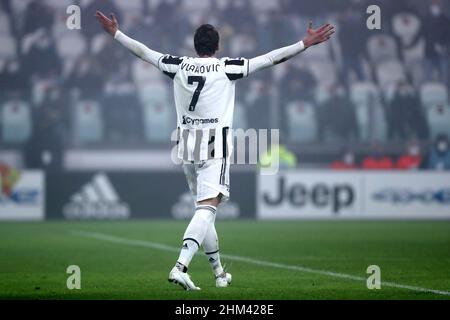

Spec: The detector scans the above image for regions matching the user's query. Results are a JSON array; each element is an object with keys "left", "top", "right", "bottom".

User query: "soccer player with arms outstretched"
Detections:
[{"left": 95, "top": 11, "right": 334, "bottom": 291}]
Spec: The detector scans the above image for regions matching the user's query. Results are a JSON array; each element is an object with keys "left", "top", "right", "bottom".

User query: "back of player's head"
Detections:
[{"left": 194, "top": 24, "right": 219, "bottom": 57}]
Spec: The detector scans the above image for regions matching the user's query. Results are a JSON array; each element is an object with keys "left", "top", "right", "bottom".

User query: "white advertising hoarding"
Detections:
[
  {"left": 0, "top": 170, "right": 45, "bottom": 220},
  {"left": 364, "top": 172, "right": 450, "bottom": 218},
  {"left": 258, "top": 171, "right": 362, "bottom": 219},
  {"left": 258, "top": 171, "right": 450, "bottom": 219}
]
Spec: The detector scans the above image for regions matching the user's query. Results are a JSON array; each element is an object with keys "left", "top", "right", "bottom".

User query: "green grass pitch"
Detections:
[{"left": 0, "top": 220, "right": 449, "bottom": 299}]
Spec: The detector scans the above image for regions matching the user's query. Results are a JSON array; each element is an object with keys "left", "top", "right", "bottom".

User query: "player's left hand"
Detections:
[
  {"left": 95, "top": 10, "right": 119, "bottom": 36},
  {"left": 303, "top": 22, "right": 335, "bottom": 48}
]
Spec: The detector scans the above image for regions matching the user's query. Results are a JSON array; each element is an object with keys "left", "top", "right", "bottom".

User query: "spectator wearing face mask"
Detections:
[
  {"left": 396, "top": 141, "right": 423, "bottom": 170},
  {"left": 424, "top": 134, "right": 450, "bottom": 170},
  {"left": 330, "top": 149, "right": 358, "bottom": 170},
  {"left": 362, "top": 144, "right": 394, "bottom": 170}
]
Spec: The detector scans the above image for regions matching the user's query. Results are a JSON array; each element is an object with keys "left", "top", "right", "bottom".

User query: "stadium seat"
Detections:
[
  {"left": 286, "top": 101, "right": 317, "bottom": 142},
  {"left": 250, "top": 0, "right": 280, "bottom": 12},
  {"left": 301, "top": 39, "right": 332, "bottom": 62},
  {"left": 10, "top": 0, "right": 31, "bottom": 16},
  {"left": 420, "top": 82, "right": 448, "bottom": 109},
  {"left": 20, "top": 32, "right": 37, "bottom": 55},
  {"left": 31, "top": 78, "right": 57, "bottom": 106},
  {"left": 350, "top": 81, "right": 381, "bottom": 107},
  {"left": 392, "top": 13, "right": 421, "bottom": 46},
  {"left": 356, "top": 101, "right": 387, "bottom": 141},
  {"left": 0, "top": 35, "right": 16, "bottom": 59},
  {"left": 1, "top": 100, "right": 32, "bottom": 143},
  {"left": 402, "top": 38, "right": 425, "bottom": 63},
  {"left": 315, "top": 85, "right": 332, "bottom": 105},
  {"left": 376, "top": 60, "right": 406, "bottom": 100},
  {"left": 79, "top": 0, "right": 93, "bottom": 8},
  {"left": 112, "top": 0, "right": 144, "bottom": 13},
  {"left": 181, "top": 0, "right": 211, "bottom": 12},
  {"left": 143, "top": 103, "right": 172, "bottom": 143},
  {"left": 45, "top": 0, "right": 74, "bottom": 11},
  {"left": 405, "top": 56, "right": 426, "bottom": 86},
  {"left": 0, "top": 12, "right": 11, "bottom": 35},
  {"left": 73, "top": 100, "right": 104, "bottom": 143},
  {"left": 52, "top": 14, "right": 71, "bottom": 38},
  {"left": 233, "top": 101, "right": 248, "bottom": 129},
  {"left": 350, "top": 82, "right": 386, "bottom": 141},
  {"left": 367, "top": 34, "right": 398, "bottom": 65},
  {"left": 371, "top": 106, "right": 388, "bottom": 142},
  {"left": 427, "top": 104, "right": 450, "bottom": 140},
  {"left": 392, "top": 12, "right": 425, "bottom": 84},
  {"left": 137, "top": 82, "right": 168, "bottom": 105},
  {"left": 90, "top": 33, "right": 109, "bottom": 55},
  {"left": 381, "top": 82, "right": 399, "bottom": 104},
  {"left": 55, "top": 32, "right": 87, "bottom": 60},
  {"left": 229, "top": 34, "right": 257, "bottom": 57},
  {"left": 139, "top": 84, "right": 173, "bottom": 142},
  {"left": 354, "top": 102, "right": 370, "bottom": 141},
  {"left": 131, "top": 59, "right": 163, "bottom": 85},
  {"left": 308, "top": 60, "right": 337, "bottom": 87}
]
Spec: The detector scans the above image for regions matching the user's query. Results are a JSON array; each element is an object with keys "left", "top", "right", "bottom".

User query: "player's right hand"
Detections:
[{"left": 95, "top": 10, "right": 118, "bottom": 37}]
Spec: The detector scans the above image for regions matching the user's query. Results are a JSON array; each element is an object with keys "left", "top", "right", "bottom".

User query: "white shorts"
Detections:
[{"left": 183, "top": 158, "right": 230, "bottom": 204}]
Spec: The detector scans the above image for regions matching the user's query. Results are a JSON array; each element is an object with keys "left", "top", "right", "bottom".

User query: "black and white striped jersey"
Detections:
[
  {"left": 114, "top": 29, "right": 306, "bottom": 162},
  {"left": 158, "top": 55, "right": 249, "bottom": 161}
]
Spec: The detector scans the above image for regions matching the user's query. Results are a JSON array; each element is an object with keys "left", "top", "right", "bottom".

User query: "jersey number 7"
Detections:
[{"left": 188, "top": 76, "right": 206, "bottom": 111}]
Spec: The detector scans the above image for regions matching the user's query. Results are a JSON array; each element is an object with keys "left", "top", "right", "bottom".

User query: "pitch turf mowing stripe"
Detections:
[{"left": 71, "top": 230, "right": 450, "bottom": 297}]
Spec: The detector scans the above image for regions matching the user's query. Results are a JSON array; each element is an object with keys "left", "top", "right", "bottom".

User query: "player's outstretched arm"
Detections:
[
  {"left": 95, "top": 10, "right": 163, "bottom": 67},
  {"left": 248, "top": 22, "right": 335, "bottom": 75}
]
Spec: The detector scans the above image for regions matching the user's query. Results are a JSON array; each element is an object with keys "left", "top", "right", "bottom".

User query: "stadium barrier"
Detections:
[
  {"left": 46, "top": 171, "right": 256, "bottom": 220},
  {"left": 257, "top": 171, "right": 450, "bottom": 219},
  {"left": 2, "top": 168, "right": 449, "bottom": 221}
]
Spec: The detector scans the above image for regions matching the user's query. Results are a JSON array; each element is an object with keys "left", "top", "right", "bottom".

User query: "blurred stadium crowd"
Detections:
[{"left": 0, "top": 0, "right": 449, "bottom": 169}]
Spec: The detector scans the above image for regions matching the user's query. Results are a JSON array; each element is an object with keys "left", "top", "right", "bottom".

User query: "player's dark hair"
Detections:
[{"left": 194, "top": 24, "right": 219, "bottom": 57}]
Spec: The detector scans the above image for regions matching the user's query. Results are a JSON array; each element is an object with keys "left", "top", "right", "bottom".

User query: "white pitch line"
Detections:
[{"left": 71, "top": 230, "right": 450, "bottom": 297}]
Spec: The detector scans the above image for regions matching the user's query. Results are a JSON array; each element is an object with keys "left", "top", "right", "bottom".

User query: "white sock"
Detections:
[
  {"left": 176, "top": 205, "right": 216, "bottom": 270},
  {"left": 203, "top": 222, "right": 224, "bottom": 277}
]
